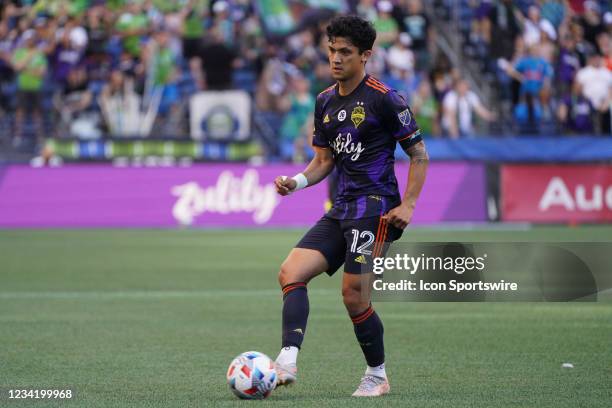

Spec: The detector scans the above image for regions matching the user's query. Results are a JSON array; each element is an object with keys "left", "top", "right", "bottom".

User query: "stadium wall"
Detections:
[{"left": 0, "top": 163, "right": 485, "bottom": 227}]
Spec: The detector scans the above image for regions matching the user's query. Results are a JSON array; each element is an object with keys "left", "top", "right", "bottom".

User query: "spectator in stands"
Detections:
[
  {"left": 11, "top": 29, "right": 47, "bottom": 145},
  {"left": 287, "top": 30, "right": 320, "bottom": 74},
  {"left": 387, "top": 32, "right": 415, "bottom": 84},
  {"left": 410, "top": 79, "right": 438, "bottom": 137},
  {"left": 580, "top": 1, "right": 605, "bottom": 48},
  {"left": 356, "top": 0, "right": 378, "bottom": 23},
  {"left": 557, "top": 82, "right": 595, "bottom": 134},
  {"left": 0, "top": 21, "right": 15, "bottom": 114},
  {"left": 538, "top": 19, "right": 557, "bottom": 64},
  {"left": 198, "top": 27, "right": 236, "bottom": 90},
  {"left": 211, "top": 1, "right": 234, "bottom": 46},
  {"left": 280, "top": 75, "right": 314, "bottom": 163},
  {"left": 51, "top": 26, "right": 83, "bottom": 87},
  {"left": 84, "top": 5, "right": 112, "bottom": 80},
  {"left": 569, "top": 18, "right": 596, "bottom": 67},
  {"left": 53, "top": 65, "right": 96, "bottom": 138},
  {"left": 373, "top": 1, "right": 399, "bottom": 49},
  {"left": 442, "top": 78, "right": 496, "bottom": 138},
  {"left": 394, "top": 0, "right": 432, "bottom": 71},
  {"left": 115, "top": 1, "right": 149, "bottom": 59},
  {"left": 575, "top": 53, "right": 612, "bottom": 134},
  {"left": 596, "top": 32, "right": 612, "bottom": 70},
  {"left": 501, "top": 44, "right": 553, "bottom": 114},
  {"left": 99, "top": 69, "right": 140, "bottom": 136},
  {"left": 33, "top": 16, "right": 58, "bottom": 58},
  {"left": 255, "top": 44, "right": 291, "bottom": 112},
  {"left": 557, "top": 33, "right": 582, "bottom": 96},
  {"left": 519, "top": 5, "right": 542, "bottom": 48},
  {"left": 61, "top": 15, "right": 88, "bottom": 54},
  {"left": 180, "top": 0, "right": 206, "bottom": 64},
  {"left": 540, "top": 0, "right": 566, "bottom": 30},
  {"left": 143, "top": 29, "right": 181, "bottom": 135},
  {"left": 310, "top": 59, "right": 333, "bottom": 96},
  {"left": 484, "top": 0, "right": 521, "bottom": 64}
]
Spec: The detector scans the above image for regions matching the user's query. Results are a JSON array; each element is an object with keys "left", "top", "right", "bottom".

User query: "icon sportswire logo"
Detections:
[{"left": 171, "top": 169, "right": 280, "bottom": 225}]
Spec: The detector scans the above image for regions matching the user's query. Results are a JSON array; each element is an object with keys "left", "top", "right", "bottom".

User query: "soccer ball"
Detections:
[{"left": 226, "top": 351, "right": 277, "bottom": 399}]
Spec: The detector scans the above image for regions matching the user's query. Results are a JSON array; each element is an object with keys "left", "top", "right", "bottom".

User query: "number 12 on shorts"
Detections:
[{"left": 350, "top": 229, "right": 374, "bottom": 255}]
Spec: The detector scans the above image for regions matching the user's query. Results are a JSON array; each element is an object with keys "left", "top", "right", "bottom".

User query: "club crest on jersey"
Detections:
[
  {"left": 323, "top": 114, "right": 330, "bottom": 124},
  {"left": 398, "top": 108, "right": 412, "bottom": 126},
  {"left": 338, "top": 110, "right": 346, "bottom": 121},
  {"left": 351, "top": 106, "right": 365, "bottom": 128}
]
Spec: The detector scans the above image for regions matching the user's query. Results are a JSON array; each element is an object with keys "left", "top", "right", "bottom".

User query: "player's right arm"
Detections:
[
  {"left": 275, "top": 92, "right": 334, "bottom": 196},
  {"left": 274, "top": 147, "right": 334, "bottom": 196}
]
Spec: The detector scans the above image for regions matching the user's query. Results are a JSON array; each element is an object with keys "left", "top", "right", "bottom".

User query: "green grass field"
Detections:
[{"left": 1, "top": 226, "right": 611, "bottom": 407}]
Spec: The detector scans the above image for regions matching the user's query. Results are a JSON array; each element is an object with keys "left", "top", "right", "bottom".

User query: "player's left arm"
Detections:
[
  {"left": 380, "top": 90, "right": 429, "bottom": 229},
  {"left": 385, "top": 140, "right": 429, "bottom": 229}
]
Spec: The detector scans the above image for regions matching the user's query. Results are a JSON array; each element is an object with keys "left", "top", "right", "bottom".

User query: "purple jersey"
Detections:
[{"left": 313, "top": 74, "right": 422, "bottom": 220}]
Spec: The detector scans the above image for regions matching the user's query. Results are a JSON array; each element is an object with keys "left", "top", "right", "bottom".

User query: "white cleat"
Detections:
[
  {"left": 274, "top": 362, "right": 297, "bottom": 387},
  {"left": 351, "top": 375, "right": 390, "bottom": 397}
]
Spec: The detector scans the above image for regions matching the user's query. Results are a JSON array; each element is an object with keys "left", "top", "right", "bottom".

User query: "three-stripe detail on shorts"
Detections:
[{"left": 372, "top": 216, "right": 388, "bottom": 258}]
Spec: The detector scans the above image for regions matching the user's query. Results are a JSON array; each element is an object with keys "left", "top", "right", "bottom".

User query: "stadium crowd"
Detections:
[
  {"left": 449, "top": 0, "right": 612, "bottom": 135},
  {"left": 0, "top": 0, "right": 610, "bottom": 156}
]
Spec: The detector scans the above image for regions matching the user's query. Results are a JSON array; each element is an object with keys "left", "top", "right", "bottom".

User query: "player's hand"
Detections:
[
  {"left": 383, "top": 203, "right": 414, "bottom": 230},
  {"left": 274, "top": 176, "right": 297, "bottom": 196}
]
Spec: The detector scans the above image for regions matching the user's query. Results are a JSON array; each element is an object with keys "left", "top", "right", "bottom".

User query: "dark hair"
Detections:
[{"left": 326, "top": 15, "right": 376, "bottom": 53}]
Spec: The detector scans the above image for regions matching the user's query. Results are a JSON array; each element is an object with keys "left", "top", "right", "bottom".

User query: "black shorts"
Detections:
[{"left": 296, "top": 215, "right": 403, "bottom": 275}]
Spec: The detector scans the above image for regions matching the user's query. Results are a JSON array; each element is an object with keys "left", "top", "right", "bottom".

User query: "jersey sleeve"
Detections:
[
  {"left": 380, "top": 90, "right": 422, "bottom": 150},
  {"left": 312, "top": 95, "right": 329, "bottom": 148}
]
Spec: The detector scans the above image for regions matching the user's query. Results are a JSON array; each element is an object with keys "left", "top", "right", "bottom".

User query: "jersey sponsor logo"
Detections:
[
  {"left": 338, "top": 109, "right": 347, "bottom": 121},
  {"left": 323, "top": 113, "right": 330, "bottom": 124},
  {"left": 331, "top": 132, "right": 365, "bottom": 161},
  {"left": 398, "top": 108, "right": 412, "bottom": 126},
  {"left": 351, "top": 104, "right": 365, "bottom": 128}
]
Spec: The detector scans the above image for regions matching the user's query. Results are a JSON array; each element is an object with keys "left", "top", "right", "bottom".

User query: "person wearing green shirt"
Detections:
[
  {"left": 411, "top": 80, "right": 438, "bottom": 137},
  {"left": 181, "top": 0, "right": 208, "bottom": 61},
  {"left": 281, "top": 76, "right": 315, "bottom": 162},
  {"left": 373, "top": 1, "right": 399, "bottom": 49},
  {"left": 115, "top": 1, "right": 149, "bottom": 58},
  {"left": 145, "top": 30, "right": 180, "bottom": 129},
  {"left": 12, "top": 30, "right": 48, "bottom": 144}
]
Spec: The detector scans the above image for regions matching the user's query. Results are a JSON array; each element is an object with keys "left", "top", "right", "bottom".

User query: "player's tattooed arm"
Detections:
[
  {"left": 275, "top": 147, "right": 334, "bottom": 194},
  {"left": 406, "top": 140, "right": 429, "bottom": 165},
  {"left": 404, "top": 141, "right": 429, "bottom": 206},
  {"left": 385, "top": 141, "right": 429, "bottom": 229}
]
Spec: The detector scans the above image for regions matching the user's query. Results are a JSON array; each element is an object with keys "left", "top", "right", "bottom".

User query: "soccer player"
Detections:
[{"left": 273, "top": 16, "right": 428, "bottom": 397}]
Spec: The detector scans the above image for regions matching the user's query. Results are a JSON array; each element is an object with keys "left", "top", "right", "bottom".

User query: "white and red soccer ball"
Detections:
[{"left": 226, "top": 351, "right": 277, "bottom": 399}]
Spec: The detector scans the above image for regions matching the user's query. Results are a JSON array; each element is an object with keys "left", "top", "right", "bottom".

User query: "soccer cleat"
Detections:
[
  {"left": 351, "top": 375, "right": 390, "bottom": 397},
  {"left": 274, "top": 361, "right": 297, "bottom": 387}
]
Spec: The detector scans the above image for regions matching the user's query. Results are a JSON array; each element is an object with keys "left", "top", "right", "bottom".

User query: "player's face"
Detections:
[{"left": 327, "top": 37, "right": 370, "bottom": 81}]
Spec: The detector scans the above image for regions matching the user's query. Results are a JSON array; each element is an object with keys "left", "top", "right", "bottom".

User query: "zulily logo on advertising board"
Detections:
[{"left": 171, "top": 169, "right": 280, "bottom": 225}]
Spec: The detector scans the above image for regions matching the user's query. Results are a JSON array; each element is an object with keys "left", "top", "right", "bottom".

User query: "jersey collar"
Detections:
[{"left": 335, "top": 73, "right": 369, "bottom": 100}]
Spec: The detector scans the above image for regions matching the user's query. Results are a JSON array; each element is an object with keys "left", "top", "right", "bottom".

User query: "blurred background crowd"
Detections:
[{"left": 0, "top": 0, "right": 610, "bottom": 160}]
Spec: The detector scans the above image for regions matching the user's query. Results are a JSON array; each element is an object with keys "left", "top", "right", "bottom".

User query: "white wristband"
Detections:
[{"left": 291, "top": 173, "right": 308, "bottom": 191}]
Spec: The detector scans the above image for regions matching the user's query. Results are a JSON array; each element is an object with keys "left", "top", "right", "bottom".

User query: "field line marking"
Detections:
[{"left": 0, "top": 289, "right": 337, "bottom": 300}]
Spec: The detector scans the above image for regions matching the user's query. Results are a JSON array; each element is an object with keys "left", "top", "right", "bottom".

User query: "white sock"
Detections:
[
  {"left": 276, "top": 346, "right": 299, "bottom": 366},
  {"left": 365, "top": 363, "right": 386, "bottom": 379}
]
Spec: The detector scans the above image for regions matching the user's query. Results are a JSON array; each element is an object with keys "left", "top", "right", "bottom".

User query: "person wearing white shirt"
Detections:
[
  {"left": 575, "top": 54, "right": 612, "bottom": 133},
  {"left": 442, "top": 79, "right": 496, "bottom": 138}
]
